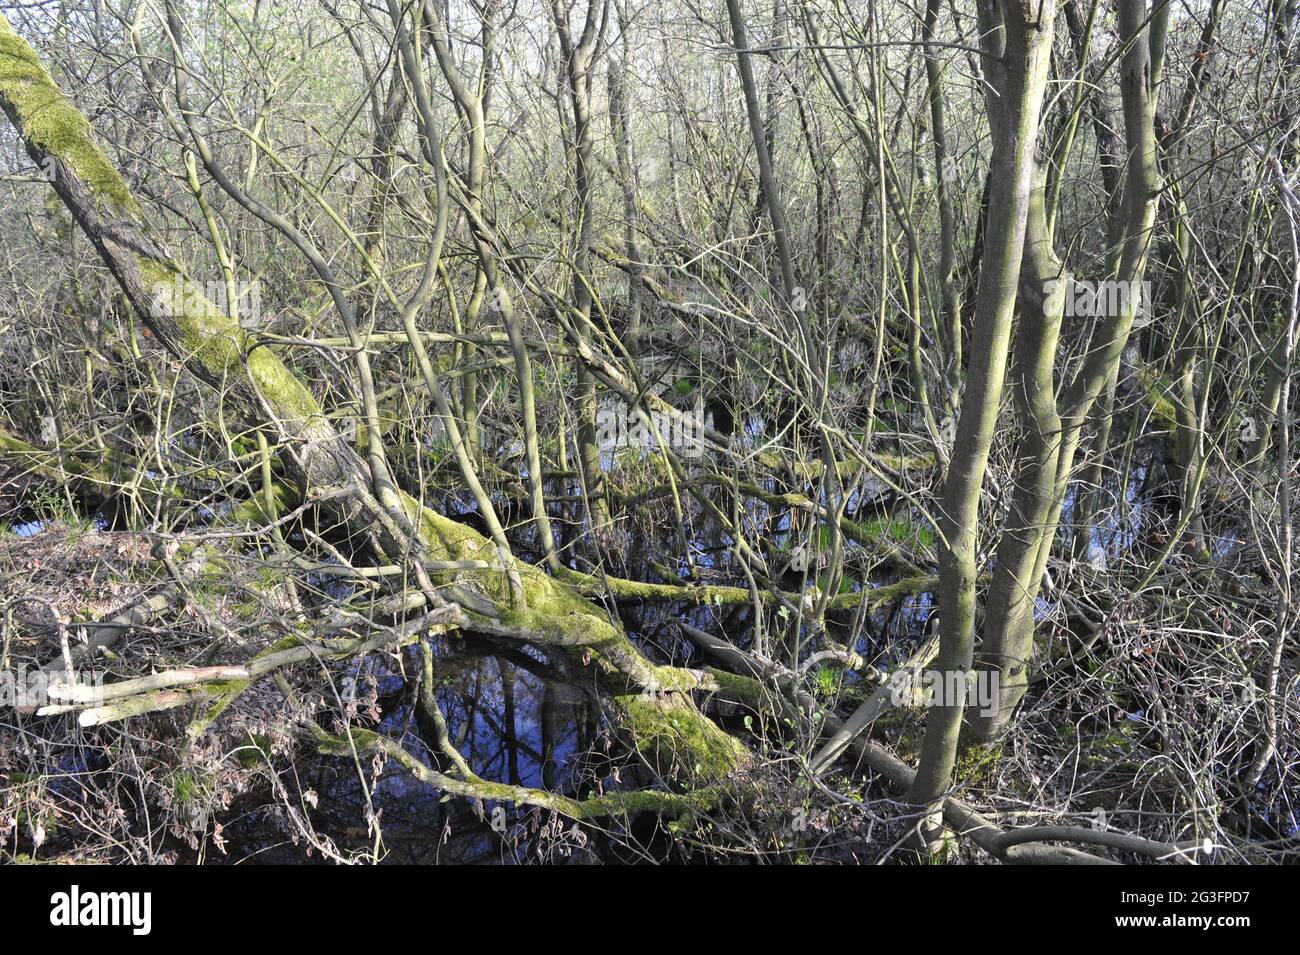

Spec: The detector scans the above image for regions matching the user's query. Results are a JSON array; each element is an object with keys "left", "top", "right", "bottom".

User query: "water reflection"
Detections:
[{"left": 217, "top": 636, "right": 601, "bottom": 864}]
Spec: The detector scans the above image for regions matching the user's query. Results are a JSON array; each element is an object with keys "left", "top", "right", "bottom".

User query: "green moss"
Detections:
[
  {"left": 578, "top": 786, "right": 714, "bottom": 821},
  {"left": 135, "top": 258, "right": 321, "bottom": 425},
  {"left": 137, "top": 259, "right": 237, "bottom": 364},
  {"left": 409, "top": 505, "right": 626, "bottom": 650},
  {"left": 0, "top": 16, "right": 139, "bottom": 211},
  {"left": 616, "top": 692, "right": 748, "bottom": 783},
  {"left": 953, "top": 740, "right": 1004, "bottom": 792},
  {"left": 170, "top": 768, "right": 204, "bottom": 808},
  {"left": 245, "top": 345, "right": 323, "bottom": 424},
  {"left": 231, "top": 483, "right": 290, "bottom": 525},
  {"left": 184, "top": 636, "right": 301, "bottom": 740},
  {"left": 705, "top": 667, "right": 771, "bottom": 713},
  {"left": 236, "top": 733, "right": 272, "bottom": 768},
  {"left": 826, "top": 575, "right": 937, "bottom": 612},
  {"left": 504, "top": 563, "right": 621, "bottom": 644},
  {"left": 234, "top": 597, "right": 261, "bottom": 621},
  {"left": 560, "top": 565, "right": 772, "bottom": 609},
  {"left": 1133, "top": 362, "right": 1180, "bottom": 439},
  {"left": 420, "top": 478, "right": 750, "bottom": 781},
  {"left": 651, "top": 665, "right": 707, "bottom": 694},
  {"left": 413, "top": 498, "right": 498, "bottom": 564}
]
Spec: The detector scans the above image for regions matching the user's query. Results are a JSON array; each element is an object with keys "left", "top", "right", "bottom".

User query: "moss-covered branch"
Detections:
[
  {"left": 0, "top": 15, "right": 747, "bottom": 782},
  {"left": 312, "top": 724, "right": 719, "bottom": 822},
  {"left": 560, "top": 566, "right": 937, "bottom": 614}
]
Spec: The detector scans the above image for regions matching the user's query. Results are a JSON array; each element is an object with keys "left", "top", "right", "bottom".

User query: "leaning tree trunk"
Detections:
[{"left": 0, "top": 12, "right": 746, "bottom": 783}]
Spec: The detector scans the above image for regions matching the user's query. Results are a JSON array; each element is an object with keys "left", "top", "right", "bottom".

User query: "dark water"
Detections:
[{"left": 211, "top": 635, "right": 623, "bottom": 864}]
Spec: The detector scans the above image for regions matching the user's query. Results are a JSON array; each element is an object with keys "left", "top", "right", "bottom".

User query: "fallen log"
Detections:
[
  {"left": 36, "top": 586, "right": 181, "bottom": 674},
  {"left": 0, "top": 15, "right": 746, "bottom": 782}
]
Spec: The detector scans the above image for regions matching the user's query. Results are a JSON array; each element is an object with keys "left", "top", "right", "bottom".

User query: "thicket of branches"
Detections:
[{"left": 0, "top": 0, "right": 1296, "bottom": 863}]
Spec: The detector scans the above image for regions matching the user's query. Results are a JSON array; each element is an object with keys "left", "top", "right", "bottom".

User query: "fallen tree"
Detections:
[{"left": 0, "top": 13, "right": 747, "bottom": 784}]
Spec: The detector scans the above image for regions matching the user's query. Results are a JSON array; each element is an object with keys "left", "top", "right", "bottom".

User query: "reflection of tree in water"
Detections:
[{"left": 213, "top": 639, "right": 603, "bottom": 864}]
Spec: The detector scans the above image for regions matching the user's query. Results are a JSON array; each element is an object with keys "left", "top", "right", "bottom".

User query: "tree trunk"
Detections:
[{"left": 905, "top": 0, "right": 1057, "bottom": 843}]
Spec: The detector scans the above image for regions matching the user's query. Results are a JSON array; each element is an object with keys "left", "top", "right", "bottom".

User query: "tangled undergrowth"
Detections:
[{"left": 2, "top": 517, "right": 1293, "bottom": 864}]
